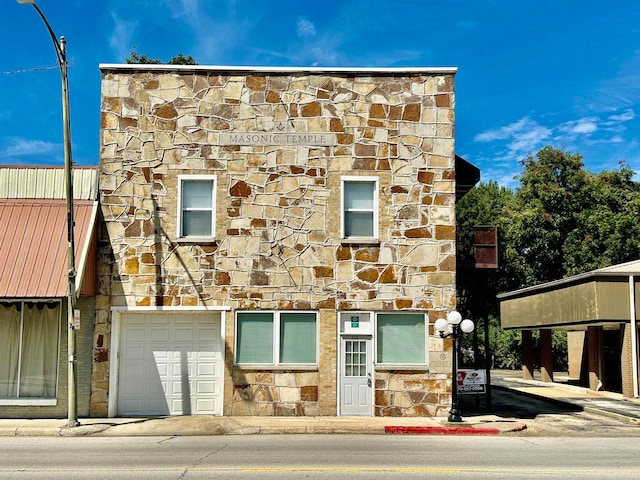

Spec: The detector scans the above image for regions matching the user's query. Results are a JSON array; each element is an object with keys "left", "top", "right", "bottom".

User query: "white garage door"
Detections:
[{"left": 118, "top": 312, "right": 223, "bottom": 416}]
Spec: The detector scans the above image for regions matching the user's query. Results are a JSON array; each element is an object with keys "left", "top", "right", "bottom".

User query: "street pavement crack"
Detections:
[{"left": 176, "top": 443, "right": 229, "bottom": 479}]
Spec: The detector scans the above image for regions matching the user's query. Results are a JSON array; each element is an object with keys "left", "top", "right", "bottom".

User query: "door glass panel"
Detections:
[{"left": 344, "top": 340, "right": 367, "bottom": 377}]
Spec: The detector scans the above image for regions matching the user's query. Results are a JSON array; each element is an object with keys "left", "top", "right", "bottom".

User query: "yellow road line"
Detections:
[{"left": 0, "top": 466, "right": 635, "bottom": 474}]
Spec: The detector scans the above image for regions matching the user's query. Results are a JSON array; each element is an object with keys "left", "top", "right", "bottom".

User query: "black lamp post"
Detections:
[
  {"left": 435, "top": 311, "right": 474, "bottom": 422},
  {"left": 17, "top": 0, "right": 78, "bottom": 427}
]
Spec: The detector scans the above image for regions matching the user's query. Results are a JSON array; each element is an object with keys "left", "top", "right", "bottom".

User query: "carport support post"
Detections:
[
  {"left": 620, "top": 323, "right": 636, "bottom": 398},
  {"left": 587, "top": 326, "right": 604, "bottom": 391},
  {"left": 522, "top": 330, "right": 534, "bottom": 380},
  {"left": 540, "top": 329, "right": 554, "bottom": 383}
]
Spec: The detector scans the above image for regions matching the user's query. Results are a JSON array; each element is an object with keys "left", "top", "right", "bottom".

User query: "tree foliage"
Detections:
[
  {"left": 126, "top": 47, "right": 197, "bottom": 65},
  {"left": 457, "top": 146, "right": 640, "bottom": 370},
  {"left": 508, "top": 147, "right": 589, "bottom": 284}
]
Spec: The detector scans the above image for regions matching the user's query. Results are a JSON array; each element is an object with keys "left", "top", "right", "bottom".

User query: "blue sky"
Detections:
[{"left": 2, "top": 0, "right": 639, "bottom": 187}]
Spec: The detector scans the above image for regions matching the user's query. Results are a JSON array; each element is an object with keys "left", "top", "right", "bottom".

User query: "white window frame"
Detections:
[
  {"left": 340, "top": 176, "right": 379, "bottom": 241},
  {"left": 177, "top": 174, "right": 217, "bottom": 240},
  {"left": 0, "top": 300, "right": 61, "bottom": 406},
  {"left": 234, "top": 311, "right": 319, "bottom": 368},
  {"left": 374, "top": 312, "right": 428, "bottom": 368}
]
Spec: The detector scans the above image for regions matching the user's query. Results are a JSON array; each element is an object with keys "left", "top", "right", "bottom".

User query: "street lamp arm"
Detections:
[{"left": 23, "top": 2, "right": 66, "bottom": 67}]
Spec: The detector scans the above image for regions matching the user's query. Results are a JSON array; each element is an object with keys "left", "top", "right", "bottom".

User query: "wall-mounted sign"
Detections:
[
  {"left": 351, "top": 316, "right": 360, "bottom": 328},
  {"left": 429, "top": 351, "right": 452, "bottom": 374},
  {"left": 219, "top": 132, "right": 337, "bottom": 146}
]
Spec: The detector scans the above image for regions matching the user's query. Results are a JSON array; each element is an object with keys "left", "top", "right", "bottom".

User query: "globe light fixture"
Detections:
[{"left": 436, "top": 311, "right": 475, "bottom": 422}]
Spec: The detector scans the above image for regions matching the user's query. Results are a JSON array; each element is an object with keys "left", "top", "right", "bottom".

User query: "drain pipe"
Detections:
[{"left": 630, "top": 275, "right": 639, "bottom": 398}]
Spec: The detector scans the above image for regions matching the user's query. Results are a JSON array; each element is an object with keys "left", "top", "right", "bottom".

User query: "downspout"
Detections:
[{"left": 629, "top": 275, "right": 639, "bottom": 398}]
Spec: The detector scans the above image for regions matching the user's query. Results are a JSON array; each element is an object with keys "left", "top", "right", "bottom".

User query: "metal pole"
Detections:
[
  {"left": 629, "top": 275, "right": 638, "bottom": 398},
  {"left": 18, "top": 0, "right": 78, "bottom": 427},
  {"left": 448, "top": 330, "right": 462, "bottom": 422},
  {"left": 61, "top": 36, "right": 78, "bottom": 428}
]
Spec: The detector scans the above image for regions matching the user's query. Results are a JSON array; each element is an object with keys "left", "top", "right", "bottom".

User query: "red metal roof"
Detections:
[{"left": 0, "top": 199, "right": 97, "bottom": 298}]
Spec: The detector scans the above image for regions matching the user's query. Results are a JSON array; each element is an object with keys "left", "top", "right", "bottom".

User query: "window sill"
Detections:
[
  {"left": 375, "top": 365, "right": 429, "bottom": 372},
  {"left": 0, "top": 398, "right": 57, "bottom": 406},
  {"left": 234, "top": 364, "right": 318, "bottom": 371},
  {"left": 340, "top": 237, "right": 380, "bottom": 246},
  {"left": 176, "top": 237, "right": 217, "bottom": 244}
]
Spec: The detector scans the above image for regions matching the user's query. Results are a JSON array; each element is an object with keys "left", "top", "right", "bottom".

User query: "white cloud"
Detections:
[
  {"left": 109, "top": 13, "right": 137, "bottom": 60},
  {"left": 608, "top": 109, "right": 635, "bottom": 122},
  {"left": 587, "top": 52, "right": 640, "bottom": 112},
  {"left": 474, "top": 117, "right": 552, "bottom": 154},
  {"left": 0, "top": 137, "right": 60, "bottom": 158},
  {"left": 470, "top": 106, "right": 640, "bottom": 187},
  {"left": 558, "top": 117, "right": 599, "bottom": 135},
  {"left": 297, "top": 18, "right": 317, "bottom": 38}
]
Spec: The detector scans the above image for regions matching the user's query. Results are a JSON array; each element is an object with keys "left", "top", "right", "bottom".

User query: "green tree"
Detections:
[
  {"left": 508, "top": 146, "right": 589, "bottom": 284},
  {"left": 167, "top": 53, "right": 197, "bottom": 65},
  {"left": 456, "top": 181, "right": 516, "bottom": 321},
  {"left": 456, "top": 146, "right": 640, "bottom": 371},
  {"left": 563, "top": 164, "right": 640, "bottom": 274},
  {"left": 126, "top": 47, "right": 197, "bottom": 65}
]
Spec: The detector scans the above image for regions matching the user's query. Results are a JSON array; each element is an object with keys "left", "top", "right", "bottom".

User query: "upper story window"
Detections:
[
  {"left": 341, "top": 176, "right": 379, "bottom": 241},
  {"left": 177, "top": 175, "right": 216, "bottom": 239}
]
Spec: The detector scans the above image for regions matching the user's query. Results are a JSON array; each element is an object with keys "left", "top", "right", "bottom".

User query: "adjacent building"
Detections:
[
  {"left": 0, "top": 166, "right": 98, "bottom": 418},
  {"left": 499, "top": 260, "right": 640, "bottom": 400}
]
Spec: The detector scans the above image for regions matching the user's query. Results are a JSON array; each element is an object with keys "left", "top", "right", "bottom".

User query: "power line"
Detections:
[
  {"left": 0, "top": 65, "right": 58, "bottom": 75},
  {"left": 0, "top": 59, "right": 75, "bottom": 75}
]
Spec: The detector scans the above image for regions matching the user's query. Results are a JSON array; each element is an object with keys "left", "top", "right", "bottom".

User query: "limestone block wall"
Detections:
[
  {"left": 94, "top": 66, "right": 457, "bottom": 417},
  {"left": 232, "top": 371, "right": 320, "bottom": 416}
]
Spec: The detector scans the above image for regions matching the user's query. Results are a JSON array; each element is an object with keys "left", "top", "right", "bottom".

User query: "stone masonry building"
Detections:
[{"left": 93, "top": 65, "right": 474, "bottom": 418}]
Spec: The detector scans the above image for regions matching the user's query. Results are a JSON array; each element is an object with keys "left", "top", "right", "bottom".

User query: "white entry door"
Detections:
[
  {"left": 339, "top": 336, "right": 373, "bottom": 415},
  {"left": 117, "top": 312, "right": 223, "bottom": 416}
]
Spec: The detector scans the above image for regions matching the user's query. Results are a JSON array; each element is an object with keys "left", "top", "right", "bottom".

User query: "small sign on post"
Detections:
[
  {"left": 473, "top": 226, "right": 498, "bottom": 269},
  {"left": 457, "top": 369, "right": 486, "bottom": 394},
  {"left": 73, "top": 309, "right": 80, "bottom": 330}
]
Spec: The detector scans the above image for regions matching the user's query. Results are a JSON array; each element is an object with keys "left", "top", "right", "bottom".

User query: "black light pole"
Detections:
[
  {"left": 435, "top": 311, "right": 474, "bottom": 422},
  {"left": 17, "top": 0, "right": 78, "bottom": 428}
]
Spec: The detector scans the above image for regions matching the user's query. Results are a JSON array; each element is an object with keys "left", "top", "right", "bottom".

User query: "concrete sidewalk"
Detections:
[
  {"left": 2, "top": 371, "right": 639, "bottom": 437},
  {"left": 491, "top": 371, "right": 640, "bottom": 425},
  {"left": 0, "top": 414, "right": 513, "bottom": 437}
]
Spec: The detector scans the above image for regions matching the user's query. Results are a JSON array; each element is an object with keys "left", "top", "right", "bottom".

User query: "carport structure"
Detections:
[{"left": 498, "top": 260, "right": 640, "bottom": 399}]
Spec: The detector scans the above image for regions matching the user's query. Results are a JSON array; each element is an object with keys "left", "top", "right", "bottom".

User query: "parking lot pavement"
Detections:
[{"left": 457, "top": 370, "right": 640, "bottom": 436}]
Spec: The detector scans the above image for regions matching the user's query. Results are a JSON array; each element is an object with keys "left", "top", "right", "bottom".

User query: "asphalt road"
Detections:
[{"left": 1, "top": 435, "right": 639, "bottom": 479}]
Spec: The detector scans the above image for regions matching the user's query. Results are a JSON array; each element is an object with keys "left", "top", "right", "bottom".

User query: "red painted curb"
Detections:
[{"left": 385, "top": 426, "right": 500, "bottom": 435}]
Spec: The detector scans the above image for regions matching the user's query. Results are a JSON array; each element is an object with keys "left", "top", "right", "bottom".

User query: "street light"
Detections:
[
  {"left": 17, "top": 0, "right": 78, "bottom": 427},
  {"left": 435, "top": 311, "right": 474, "bottom": 422}
]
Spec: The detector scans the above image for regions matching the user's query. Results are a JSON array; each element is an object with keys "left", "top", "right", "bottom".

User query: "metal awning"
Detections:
[
  {"left": 455, "top": 155, "right": 480, "bottom": 201},
  {"left": 498, "top": 260, "right": 640, "bottom": 331},
  {"left": 0, "top": 199, "right": 98, "bottom": 298}
]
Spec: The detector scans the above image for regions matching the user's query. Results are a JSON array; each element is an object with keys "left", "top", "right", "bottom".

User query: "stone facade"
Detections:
[{"left": 94, "top": 66, "right": 458, "bottom": 417}]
